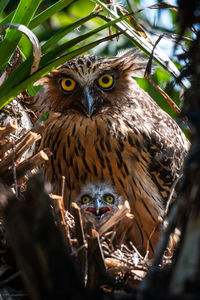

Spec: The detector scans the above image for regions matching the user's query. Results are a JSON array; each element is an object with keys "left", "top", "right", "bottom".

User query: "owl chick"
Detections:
[
  {"left": 74, "top": 181, "right": 123, "bottom": 230},
  {"left": 38, "top": 48, "right": 189, "bottom": 255}
]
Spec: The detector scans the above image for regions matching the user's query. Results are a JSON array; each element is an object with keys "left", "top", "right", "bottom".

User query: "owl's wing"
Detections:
[{"left": 140, "top": 116, "right": 189, "bottom": 205}]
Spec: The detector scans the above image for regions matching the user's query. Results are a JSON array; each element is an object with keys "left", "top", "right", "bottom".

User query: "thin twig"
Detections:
[
  {"left": 12, "top": 141, "right": 18, "bottom": 198},
  {"left": 165, "top": 174, "right": 182, "bottom": 216}
]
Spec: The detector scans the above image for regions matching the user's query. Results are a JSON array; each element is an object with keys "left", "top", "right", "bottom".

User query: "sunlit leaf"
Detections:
[
  {"left": 0, "top": 0, "right": 10, "bottom": 14},
  {"left": 0, "top": 0, "right": 42, "bottom": 74},
  {"left": 94, "top": 0, "right": 190, "bottom": 89}
]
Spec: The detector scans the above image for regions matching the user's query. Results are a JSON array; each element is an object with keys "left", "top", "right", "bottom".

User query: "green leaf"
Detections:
[
  {"left": 94, "top": 0, "right": 190, "bottom": 89},
  {"left": 29, "top": 0, "right": 76, "bottom": 29},
  {"left": 41, "top": 11, "right": 99, "bottom": 53},
  {"left": 0, "top": 23, "right": 41, "bottom": 74},
  {"left": 0, "top": 0, "right": 10, "bottom": 14},
  {"left": 0, "top": 0, "right": 75, "bottom": 29},
  {"left": 0, "top": 0, "right": 76, "bottom": 30},
  {"left": 0, "top": 0, "right": 42, "bottom": 75},
  {"left": 40, "top": 13, "right": 130, "bottom": 65},
  {"left": 0, "top": 11, "right": 14, "bottom": 27}
]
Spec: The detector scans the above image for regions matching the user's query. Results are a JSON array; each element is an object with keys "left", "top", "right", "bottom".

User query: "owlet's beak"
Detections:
[
  {"left": 85, "top": 198, "right": 111, "bottom": 218},
  {"left": 95, "top": 198, "right": 101, "bottom": 215},
  {"left": 83, "top": 86, "right": 96, "bottom": 117}
]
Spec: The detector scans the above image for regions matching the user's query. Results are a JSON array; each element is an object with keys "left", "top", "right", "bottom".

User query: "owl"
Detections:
[
  {"left": 38, "top": 49, "right": 189, "bottom": 255},
  {"left": 73, "top": 181, "right": 123, "bottom": 230}
]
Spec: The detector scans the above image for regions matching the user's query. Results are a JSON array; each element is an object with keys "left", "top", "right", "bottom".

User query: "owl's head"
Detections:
[
  {"left": 74, "top": 182, "right": 123, "bottom": 229},
  {"left": 40, "top": 49, "right": 149, "bottom": 116}
]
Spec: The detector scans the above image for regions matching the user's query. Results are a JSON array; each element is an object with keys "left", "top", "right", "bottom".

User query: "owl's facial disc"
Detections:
[
  {"left": 82, "top": 192, "right": 115, "bottom": 221},
  {"left": 77, "top": 185, "right": 121, "bottom": 228}
]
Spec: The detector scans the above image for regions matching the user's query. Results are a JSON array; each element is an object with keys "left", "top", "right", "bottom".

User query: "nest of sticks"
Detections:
[{"left": 0, "top": 95, "right": 173, "bottom": 299}]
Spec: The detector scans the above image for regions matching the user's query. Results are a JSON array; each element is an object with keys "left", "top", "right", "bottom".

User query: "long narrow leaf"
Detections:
[
  {"left": 0, "top": 23, "right": 41, "bottom": 74},
  {"left": 0, "top": 0, "right": 74, "bottom": 29},
  {"left": 0, "top": 0, "right": 10, "bottom": 14},
  {"left": 41, "top": 11, "right": 99, "bottom": 53},
  {"left": 94, "top": 0, "right": 190, "bottom": 88},
  {"left": 0, "top": 34, "right": 120, "bottom": 109},
  {"left": 0, "top": 11, "right": 14, "bottom": 27},
  {"left": 40, "top": 13, "right": 131, "bottom": 65},
  {"left": 0, "top": 0, "right": 42, "bottom": 75},
  {"left": 29, "top": 0, "right": 76, "bottom": 29}
]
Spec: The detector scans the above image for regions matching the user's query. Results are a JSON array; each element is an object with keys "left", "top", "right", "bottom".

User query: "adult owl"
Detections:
[{"left": 38, "top": 49, "right": 189, "bottom": 255}]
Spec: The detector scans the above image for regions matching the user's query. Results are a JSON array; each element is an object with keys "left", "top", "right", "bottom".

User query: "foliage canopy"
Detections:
[{"left": 0, "top": 0, "right": 191, "bottom": 119}]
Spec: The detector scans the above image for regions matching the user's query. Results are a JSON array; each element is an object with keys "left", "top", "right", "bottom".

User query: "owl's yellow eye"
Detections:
[
  {"left": 98, "top": 74, "right": 114, "bottom": 89},
  {"left": 60, "top": 78, "right": 76, "bottom": 92},
  {"left": 81, "top": 195, "right": 91, "bottom": 204},
  {"left": 104, "top": 194, "right": 115, "bottom": 203}
]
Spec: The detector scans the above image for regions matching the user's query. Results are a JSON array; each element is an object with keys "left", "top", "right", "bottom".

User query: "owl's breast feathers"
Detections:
[{"left": 40, "top": 100, "right": 189, "bottom": 252}]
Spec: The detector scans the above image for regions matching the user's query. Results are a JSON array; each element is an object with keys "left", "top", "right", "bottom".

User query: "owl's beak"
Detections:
[
  {"left": 95, "top": 198, "right": 101, "bottom": 215},
  {"left": 85, "top": 196, "right": 111, "bottom": 219},
  {"left": 83, "top": 86, "right": 96, "bottom": 117}
]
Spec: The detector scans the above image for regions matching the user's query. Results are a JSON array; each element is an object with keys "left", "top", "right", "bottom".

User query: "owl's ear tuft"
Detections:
[{"left": 117, "top": 48, "right": 156, "bottom": 78}]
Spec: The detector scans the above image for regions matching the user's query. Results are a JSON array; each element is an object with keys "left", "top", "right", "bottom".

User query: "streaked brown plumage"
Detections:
[{"left": 39, "top": 49, "right": 189, "bottom": 255}]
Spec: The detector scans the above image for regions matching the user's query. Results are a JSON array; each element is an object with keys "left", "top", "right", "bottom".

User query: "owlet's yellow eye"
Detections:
[
  {"left": 104, "top": 194, "right": 115, "bottom": 203},
  {"left": 60, "top": 78, "right": 76, "bottom": 92},
  {"left": 98, "top": 74, "right": 114, "bottom": 89},
  {"left": 81, "top": 195, "right": 91, "bottom": 205}
]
